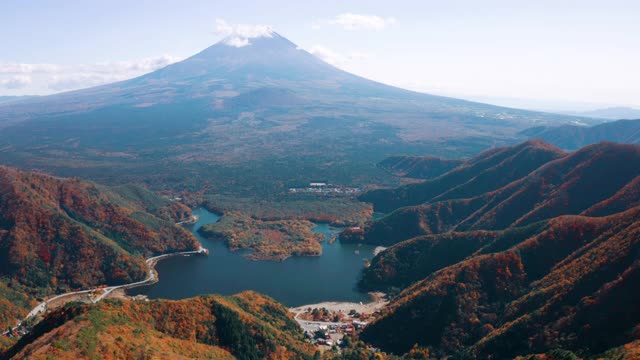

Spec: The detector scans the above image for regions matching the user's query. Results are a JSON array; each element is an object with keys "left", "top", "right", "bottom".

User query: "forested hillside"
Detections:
[
  {"left": 347, "top": 142, "right": 640, "bottom": 246},
  {"left": 0, "top": 167, "right": 198, "bottom": 332},
  {"left": 359, "top": 140, "right": 566, "bottom": 213},
  {"left": 345, "top": 142, "right": 640, "bottom": 358},
  {"left": 378, "top": 155, "right": 464, "bottom": 179},
  {"left": 3, "top": 291, "right": 314, "bottom": 360},
  {"left": 360, "top": 207, "right": 640, "bottom": 358}
]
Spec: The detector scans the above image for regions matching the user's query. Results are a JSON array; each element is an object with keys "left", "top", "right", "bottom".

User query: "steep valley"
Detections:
[
  {"left": 347, "top": 141, "right": 640, "bottom": 358},
  {"left": 0, "top": 167, "right": 199, "bottom": 338}
]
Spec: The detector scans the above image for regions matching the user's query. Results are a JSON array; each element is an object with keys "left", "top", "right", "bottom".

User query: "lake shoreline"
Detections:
[
  {"left": 130, "top": 207, "right": 377, "bottom": 307},
  {"left": 290, "top": 292, "right": 388, "bottom": 322}
]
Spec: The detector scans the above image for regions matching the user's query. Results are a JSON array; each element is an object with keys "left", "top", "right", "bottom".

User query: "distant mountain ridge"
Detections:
[
  {"left": 359, "top": 139, "right": 567, "bottom": 213},
  {"left": 349, "top": 141, "right": 640, "bottom": 246},
  {"left": 378, "top": 155, "right": 465, "bottom": 179},
  {"left": 521, "top": 118, "right": 640, "bottom": 150},
  {"left": 0, "top": 32, "right": 592, "bottom": 195},
  {"left": 563, "top": 106, "right": 640, "bottom": 119}
]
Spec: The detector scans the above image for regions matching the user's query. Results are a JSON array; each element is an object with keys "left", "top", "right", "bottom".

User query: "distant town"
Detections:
[{"left": 288, "top": 182, "right": 362, "bottom": 197}]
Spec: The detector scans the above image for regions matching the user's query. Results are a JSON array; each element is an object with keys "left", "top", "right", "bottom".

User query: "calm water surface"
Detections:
[{"left": 129, "top": 207, "right": 376, "bottom": 307}]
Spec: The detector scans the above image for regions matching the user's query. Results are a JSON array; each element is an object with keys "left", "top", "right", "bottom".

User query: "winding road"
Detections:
[{"left": 2, "top": 246, "right": 208, "bottom": 337}]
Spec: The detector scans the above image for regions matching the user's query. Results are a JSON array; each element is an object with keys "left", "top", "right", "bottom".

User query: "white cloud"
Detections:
[
  {"left": 0, "top": 75, "right": 32, "bottom": 89},
  {"left": 0, "top": 56, "right": 180, "bottom": 78},
  {"left": 214, "top": 19, "right": 274, "bottom": 48},
  {"left": 308, "top": 46, "right": 345, "bottom": 67},
  {"left": 329, "top": 13, "right": 397, "bottom": 30},
  {"left": 0, "top": 55, "right": 181, "bottom": 93},
  {"left": 48, "top": 73, "right": 123, "bottom": 91},
  {"left": 308, "top": 45, "right": 371, "bottom": 70},
  {"left": 88, "top": 55, "right": 181, "bottom": 74},
  {"left": 0, "top": 63, "right": 61, "bottom": 74},
  {"left": 310, "top": 19, "right": 322, "bottom": 30}
]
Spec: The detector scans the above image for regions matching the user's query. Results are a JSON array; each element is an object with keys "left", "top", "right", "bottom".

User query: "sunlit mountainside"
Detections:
[{"left": 0, "top": 32, "right": 592, "bottom": 196}]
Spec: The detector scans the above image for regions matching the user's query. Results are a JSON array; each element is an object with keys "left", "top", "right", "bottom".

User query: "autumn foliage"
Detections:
[
  {"left": 4, "top": 291, "right": 315, "bottom": 360},
  {"left": 0, "top": 167, "right": 199, "bottom": 329},
  {"left": 355, "top": 142, "right": 640, "bottom": 358},
  {"left": 199, "top": 211, "right": 324, "bottom": 261},
  {"left": 378, "top": 155, "right": 464, "bottom": 179},
  {"left": 350, "top": 142, "right": 640, "bottom": 246},
  {"left": 360, "top": 139, "right": 567, "bottom": 213}
]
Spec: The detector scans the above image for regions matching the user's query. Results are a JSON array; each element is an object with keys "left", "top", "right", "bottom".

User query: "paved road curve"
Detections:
[{"left": 2, "top": 246, "right": 208, "bottom": 337}]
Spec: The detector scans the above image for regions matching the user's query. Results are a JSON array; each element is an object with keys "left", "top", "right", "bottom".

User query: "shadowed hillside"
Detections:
[
  {"left": 342, "top": 142, "right": 640, "bottom": 358},
  {"left": 360, "top": 140, "right": 566, "bottom": 213},
  {"left": 348, "top": 142, "right": 640, "bottom": 246},
  {"left": 378, "top": 155, "right": 465, "bottom": 179},
  {"left": 358, "top": 223, "right": 547, "bottom": 292},
  {"left": 360, "top": 207, "right": 640, "bottom": 358}
]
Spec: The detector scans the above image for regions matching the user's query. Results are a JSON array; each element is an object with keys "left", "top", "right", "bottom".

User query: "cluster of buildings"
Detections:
[
  {"left": 288, "top": 182, "right": 362, "bottom": 196},
  {"left": 303, "top": 320, "right": 370, "bottom": 347}
]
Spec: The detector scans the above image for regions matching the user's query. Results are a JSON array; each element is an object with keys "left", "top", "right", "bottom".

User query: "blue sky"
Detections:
[{"left": 1, "top": 0, "right": 639, "bottom": 110}]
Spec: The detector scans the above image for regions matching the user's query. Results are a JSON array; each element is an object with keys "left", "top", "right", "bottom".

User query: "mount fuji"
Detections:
[{"left": 0, "top": 31, "right": 589, "bottom": 192}]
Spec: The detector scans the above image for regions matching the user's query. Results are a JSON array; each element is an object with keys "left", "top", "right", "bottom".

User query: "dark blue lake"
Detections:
[{"left": 129, "top": 207, "right": 376, "bottom": 307}]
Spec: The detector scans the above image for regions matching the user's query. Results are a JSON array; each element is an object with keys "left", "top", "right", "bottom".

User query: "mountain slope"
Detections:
[
  {"left": 0, "top": 33, "right": 576, "bottom": 126},
  {"left": 4, "top": 291, "right": 314, "bottom": 360},
  {"left": 0, "top": 33, "right": 588, "bottom": 195},
  {"left": 360, "top": 207, "right": 640, "bottom": 358},
  {"left": 358, "top": 222, "right": 547, "bottom": 292},
  {"left": 342, "top": 142, "right": 640, "bottom": 358},
  {"left": 0, "top": 166, "right": 198, "bottom": 330},
  {"left": 361, "top": 170, "right": 640, "bottom": 291},
  {"left": 521, "top": 119, "right": 640, "bottom": 150},
  {"left": 0, "top": 96, "right": 34, "bottom": 104},
  {"left": 358, "top": 139, "right": 567, "bottom": 213},
  {"left": 378, "top": 155, "right": 464, "bottom": 179},
  {"left": 348, "top": 142, "right": 640, "bottom": 246}
]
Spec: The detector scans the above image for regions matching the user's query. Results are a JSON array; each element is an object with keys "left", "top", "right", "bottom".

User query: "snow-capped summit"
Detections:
[{"left": 215, "top": 19, "right": 275, "bottom": 48}]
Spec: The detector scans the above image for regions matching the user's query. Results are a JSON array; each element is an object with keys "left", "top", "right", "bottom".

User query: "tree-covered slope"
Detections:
[
  {"left": 360, "top": 140, "right": 566, "bottom": 213},
  {"left": 348, "top": 142, "right": 640, "bottom": 246},
  {"left": 358, "top": 222, "right": 548, "bottom": 292},
  {"left": 0, "top": 166, "right": 199, "bottom": 331},
  {"left": 348, "top": 142, "right": 640, "bottom": 359},
  {"left": 360, "top": 207, "right": 640, "bottom": 358},
  {"left": 378, "top": 155, "right": 464, "bottom": 179},
  {"left": 4, "top": 291, "right": 314, "bottom": 360}
]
